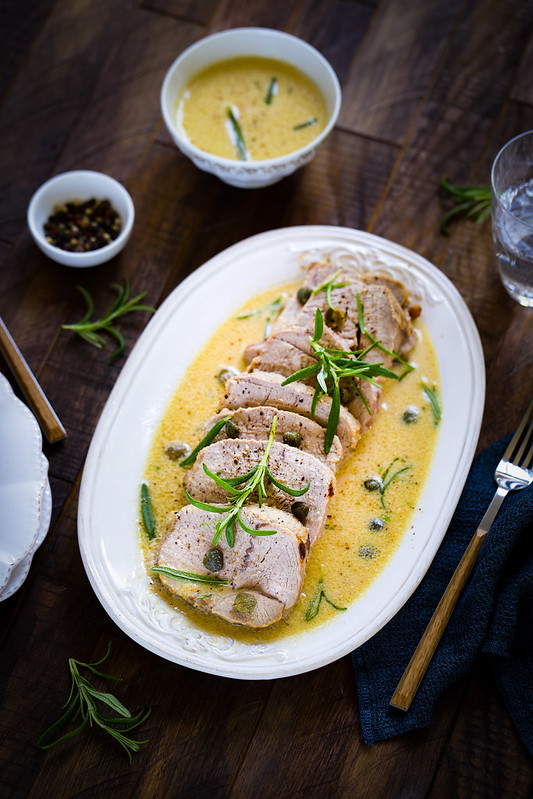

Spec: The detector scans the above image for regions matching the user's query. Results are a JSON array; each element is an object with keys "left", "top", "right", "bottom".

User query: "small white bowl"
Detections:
[
  {"left": 27, "top": 170, "right": 135, "bottom": 267},
  {"left": 161, "top": 28, "right": 341, "bottom": 189}
]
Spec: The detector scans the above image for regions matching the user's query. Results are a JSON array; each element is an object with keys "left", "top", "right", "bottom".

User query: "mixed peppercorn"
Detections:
[{"left": 43, "top": 198, "right": 122, "bottom": 252}]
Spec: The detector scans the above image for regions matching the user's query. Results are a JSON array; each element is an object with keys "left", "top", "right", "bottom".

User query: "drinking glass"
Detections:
[{"left": 491, "top": 130, "right": 533, "bottom": 307}]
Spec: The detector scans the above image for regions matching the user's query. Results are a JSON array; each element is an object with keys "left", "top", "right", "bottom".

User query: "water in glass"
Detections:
[{"left": 492, "top": 178, "right": 533, "bottom": 306}]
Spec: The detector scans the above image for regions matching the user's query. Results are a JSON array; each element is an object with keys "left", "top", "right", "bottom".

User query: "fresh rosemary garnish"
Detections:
[
  {"left": 186, "top": 416, "right": 310, "bottom": 547},
  {"left": 38, "top": 643, "right": 150, "bottom": 764},
  {"left": 377, "top": 458, "right": 412, "bottom": 511},
  {"left": 140, "top": 482, "right": 156, "bottom": 540},
  {"left": 293, "top": 117, "right": 317, "bottom": 130},
  {"left": 281, "top": 309, "right": 398, "bottom": 453},
  {"left": 62, "top": 278, "right": 155, "bottom": 361},
  {"left": 237, "top": 293, "right": 287, "bottom": 337},
  {"left": 439, "top": 176, "right": 491, "bottom": 235},
  {"left": 421, "top": 379, "right": 441, "bottom": 426},
  {"left": 227, "top": 106, "right": 247, "bottom": 161},
  {"left": 356, "top": 293, "right": 414, "bottom": 379},
  {"left": 265, "top": 77, "right": 277, "bottom": 104},
  {"left": 312, "top": 269, "right": 350, "bottom": 310},
  {"left": 304, "top": 576, "right": 346, "bottom": 621},
  {"left": 152, "top": 566, "right": 230, "bottom": 586},
  {"left": 180, "top": 416, "right": 231, "bottom": 467}
]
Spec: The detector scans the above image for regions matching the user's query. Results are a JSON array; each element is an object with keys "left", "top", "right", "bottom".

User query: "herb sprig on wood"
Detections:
[
  {"left": 281, "top": 309, "right": 399, "bottom": 453},
  {"left": 38, "top": 643, "right": 150, "bottom": 763},
  {"left": 186, "top": 416, "right": 309, "bottom": 547},
  {"left": 439, "top": 176, "right": 491, "bottom": 234},
  {"left": 62, "top": 278, "right": 155, "bottom": 361}
]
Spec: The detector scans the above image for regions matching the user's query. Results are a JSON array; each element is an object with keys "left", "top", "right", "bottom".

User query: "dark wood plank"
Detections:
[
  {"left": 0, "top": 0, "right": 139, "bottom": 242},
  {"left": 338, "top": 0, "right": 464, "bottom": 143},
  {"left": 0, "top": 0, "right": 56, "bottom": 104},
  {"left": 142, "top": 0, "right": 218, "bottom": 25},
  {"left": 428, "top": 664, "right": 533, "bottom": 799}
]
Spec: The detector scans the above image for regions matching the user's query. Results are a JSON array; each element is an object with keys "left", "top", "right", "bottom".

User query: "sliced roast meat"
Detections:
[
  {"left": 184, "top": 438, "right": 335, "bottom": 545},
  {"left": 361, "top": 273, "right": 409, "bottom": 308},
  {"left": 207, "top": 406, "right": 343, "bottom": 470},
  {"left": 157, "top": 503, "right": 308, "bottom": 627},
  {"left": 222, "top": 370, "right": 361, "bottom": 456},
  {"left": 357, "top": 284, "right": 415, "bottom": 361}
]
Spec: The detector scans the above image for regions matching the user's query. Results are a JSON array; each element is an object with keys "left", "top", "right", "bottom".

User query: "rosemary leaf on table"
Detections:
[
  {"left": 38, "top": 643, "right": 151, "bottom": 763},
  {"left": 62, "top": 278, "right": 155, "bottom": 361},
  {"left": 439, "top": 176, "right": 491, "bottom": 234}
]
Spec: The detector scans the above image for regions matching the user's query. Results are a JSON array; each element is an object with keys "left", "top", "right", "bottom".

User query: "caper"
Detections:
[
  {"left": 358, "top": 544, "right": 379, "bottom": 559},
  {"left": 165, "top": 441, "right": 192, "bottom": 460},
  {"left": 363, "top": 477, "right": 382, "bottom": 492},
  {"left": 283, "top": 430, "right": 302, "bottom": 448},
  {"left": 233, "top": 592, "right": 257, "bottom": 614},
  {"left": 297, "top": 286, "right": 312, "bottom": 305},
  {"left": 325, "top": 306, "right": 346, "bottom": 330},
  {"left": 402, "top": 406, "right": 420, "bottom": 424},
  {"left": 368, "top": 517, "right": 385, "bottom": 532},
  {"left": 203, "top": 548, "right": 224, "bottom": 572},
  {"left": 339, "top": 377, "right": 357, "bottom": 404},
  {"left": 224, "top": 419, "right": 240, "bottom": 439},
  {"left": 291, "top": 501, "right": 309, "bottom": 521}
]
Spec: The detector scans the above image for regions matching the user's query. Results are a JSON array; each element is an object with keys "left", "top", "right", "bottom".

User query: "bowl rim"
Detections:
[
  {"left": 160, "top": 27, "right": 342, "bottom": 170},
  {"left": 27, "top": 169, "right": 135, "bottom": 263}
]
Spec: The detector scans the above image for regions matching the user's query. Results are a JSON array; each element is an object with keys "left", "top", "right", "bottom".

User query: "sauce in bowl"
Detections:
[{"left": 176, "top": 56, "right": 328, "bottom": 161}]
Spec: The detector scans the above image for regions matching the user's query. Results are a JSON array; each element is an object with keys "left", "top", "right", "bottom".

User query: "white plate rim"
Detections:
[{"left": 78, "top": 225, "right": 485, "bottom": 679}]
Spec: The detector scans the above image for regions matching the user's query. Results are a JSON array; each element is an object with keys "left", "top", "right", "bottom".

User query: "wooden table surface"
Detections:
[{"left": 1, "top": 1, "right": 533, "bottom": 797}]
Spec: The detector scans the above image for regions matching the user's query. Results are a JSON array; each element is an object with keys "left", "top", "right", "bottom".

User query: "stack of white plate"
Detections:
[{"left": 0, "top": 372, "right": 52, "bottom": 601}]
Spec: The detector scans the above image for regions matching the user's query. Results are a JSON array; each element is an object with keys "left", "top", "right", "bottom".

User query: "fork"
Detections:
[{"left": 390, "top": 398, "right": 533, "bottom": 712}]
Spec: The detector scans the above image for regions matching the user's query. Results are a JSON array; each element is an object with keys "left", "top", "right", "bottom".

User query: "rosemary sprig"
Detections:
[
  {"left": 439, "top": 176, "right": 491, "bottom": 235},
  {"left": 265, "top": 77, "right": 277, "bottom": 104},
  {"left": 227, "top": 106, "right": 247, "bottom": 161},
  {"left": 140, "top": 482, "right": 156, "bottom": 540},
  {"left": 152, "top": 566, "right": 229, "bottom": 586},
  {"left": 186, "top": 416, "right": 309, "bottom": 547},
  {"left": 304, "top": 576, "right": 346, "bottom": 621},
  {"left": 38, "top": 643, "right": 150, "bottom": 764},
  {"left": 180, "top": 416, "right": 231, "bottom": 467},
  {"left": 236, "top": 293, "right": 287, "bottom": 337},
  {"left": 281, "top": 309, "right": 398, "bottom": 453},
  {"left": 356, "top": 293, "right": 414, "bottom": 378},
  {"left": 421, "top": 379, "right": 441, "bottom": 426},
  {"left": 293, "top": 117, "right": 317, "bottom": 130},
  {"left": 378, "top": 458, "right": 412, "bottom": 511},
  {"left": 312, "top": 268, "right": 350, "bottom": 310},
  {"left": 62, "top": 278, "right": 155, "bottom": 361}
]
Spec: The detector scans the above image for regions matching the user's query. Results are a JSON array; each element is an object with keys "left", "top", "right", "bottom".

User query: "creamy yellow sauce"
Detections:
[
  {"left": 177, "top": 57, "right": 327, "bottom": 161},
  {"left": 141, "top": 282, "right": 440, "bottom": 643}
]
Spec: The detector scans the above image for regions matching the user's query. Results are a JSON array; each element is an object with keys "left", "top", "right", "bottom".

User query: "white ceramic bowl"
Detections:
[
  {"left": 27, "top": 170, "right": 135, "bottom": 267},
  {"left": 160, "top": 28, "right": 341, "bottom": 189}
]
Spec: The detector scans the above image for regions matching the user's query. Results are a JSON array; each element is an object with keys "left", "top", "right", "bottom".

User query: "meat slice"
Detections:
[
  {"left": 222, "top": 370, "right": 361, "bottom": 456},
  {"left": 361, "top": 273, "right": 409, "bottom": 307},
  {"left": 357, "top": 284, "right": 415, "bottom": 361},
  {"left": 156, "top": 504, "right": 308, "bottom": 628},
  {"left": 207, "top": 406, "right": 343, "bottom": 470},
  {"left": 273, "top": 262, "right": 365, "bottom": 332},
  {"left": 243, "top": 324, "right": 346, "bottom": 366},
  {"left": 184, "top": 438, "right": 335, "bottom": 545}
]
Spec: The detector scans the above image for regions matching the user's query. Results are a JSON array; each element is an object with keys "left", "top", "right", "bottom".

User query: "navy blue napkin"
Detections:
[{"left": 351, "top": 435, "right": 533, "bottom": 757}]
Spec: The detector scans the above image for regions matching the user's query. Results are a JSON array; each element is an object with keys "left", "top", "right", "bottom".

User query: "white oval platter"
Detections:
[{"left": 78, "top": 226, "right": 485, "bottom": 679}]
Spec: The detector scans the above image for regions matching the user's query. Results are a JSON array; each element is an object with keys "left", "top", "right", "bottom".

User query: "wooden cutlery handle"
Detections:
[
  {"left": 0, "top": 316, "right": 66, "bottom": 443},
  {"left": 390, "top": 528, "right": 486, "bottom": 711}
]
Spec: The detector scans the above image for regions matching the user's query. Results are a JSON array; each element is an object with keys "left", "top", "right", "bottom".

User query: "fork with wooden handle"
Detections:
[
  {"left": 0, "top": 315, "right": 66, "bottom": 443},
  {"left": 390, "top": 399, "right": 533, "bottom": 711}
]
